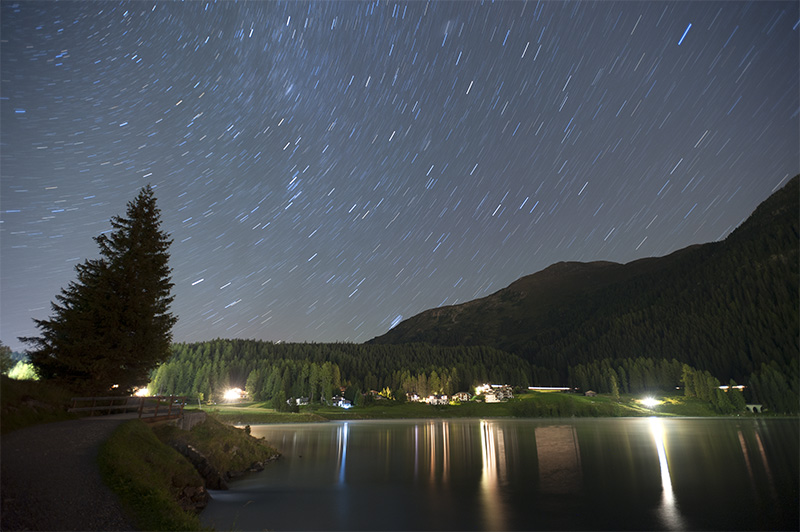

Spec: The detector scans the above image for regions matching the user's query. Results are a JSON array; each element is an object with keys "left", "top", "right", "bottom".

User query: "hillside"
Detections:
[{"left": 370, "top": 176, "right": 799, "bottom": 386}]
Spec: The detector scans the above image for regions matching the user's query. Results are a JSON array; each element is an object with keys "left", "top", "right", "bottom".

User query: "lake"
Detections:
[{"left": 201, "top": 418, "right": 798, "bottom": 531}]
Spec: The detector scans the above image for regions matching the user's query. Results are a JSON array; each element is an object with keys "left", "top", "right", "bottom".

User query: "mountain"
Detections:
[{"left": 370, "top": 175, "right": 799, "bottom": 384}]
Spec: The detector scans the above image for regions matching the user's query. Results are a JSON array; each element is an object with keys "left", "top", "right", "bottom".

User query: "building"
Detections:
[
  {"left": 332, "top": 395, "right": 352, "bottom": 409},
  {"left": 427, "top": 395, "right": 449, "bottom": 405},
  {"left": 453, "top": 391, "right": 471, "bottom": 402},
  {"left": 493, "top": 385, "right": 514, "bottom": 401},
  {"left": 475, "top": 383, "right": 513, "bottom": 402},
  {"left": 584, "top": 390, "right": 597, "bottom": 397}
]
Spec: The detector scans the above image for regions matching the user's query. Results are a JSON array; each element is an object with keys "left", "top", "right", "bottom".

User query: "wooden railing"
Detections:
[{"left": 69, "top": 395, "right": 187, "bottom": 422}]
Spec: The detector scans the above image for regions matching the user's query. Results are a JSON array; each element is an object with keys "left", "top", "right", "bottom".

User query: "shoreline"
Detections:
[{"left": 204, "top": 391, "right": 780, "bottom": 426}]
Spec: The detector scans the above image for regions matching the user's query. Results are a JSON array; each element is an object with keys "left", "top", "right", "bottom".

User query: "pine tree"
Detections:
[
  {"left": 728, "top": 379, "right": 747, "bottom": 412},
  {"left": 0, "top": 341, "right": 14, "bottom": 375},
  {"left": 610, "top": 374, "right": 620, "bottom": 402},
  {"left": 22, "top": 186, "right": 176, "bottom": 394}
]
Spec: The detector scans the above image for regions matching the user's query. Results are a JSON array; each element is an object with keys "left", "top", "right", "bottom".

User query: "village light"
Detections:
[
  {"left": 134, "top": 388, "right": 149, "bottom": 397},
  {"left": 224, "top": 388, "right": 244, "bottom": 401},
  {"left": 641, "top": 397, "right": 660, "bottom": 408}
]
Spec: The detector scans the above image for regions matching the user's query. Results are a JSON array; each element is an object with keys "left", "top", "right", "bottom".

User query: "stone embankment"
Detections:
[{"left": 163, "top": 411, "right": 280, "bottom": 512}]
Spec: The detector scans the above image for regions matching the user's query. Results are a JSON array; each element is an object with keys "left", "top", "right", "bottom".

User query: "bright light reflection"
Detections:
[
  {"left": 480, "top": 420, "right": 506, "bottom": 531},
  {"left": 649, "top": 418, "right": 684, "bottom": 530},
  {"left": 337, "top": 422, "right": 349, "bottom": 485},
  {"left": 134, "top": 388, "right": 149, "bottom": 397}
]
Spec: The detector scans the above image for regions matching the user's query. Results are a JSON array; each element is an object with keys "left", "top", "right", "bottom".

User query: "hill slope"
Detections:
[{"left": 371, "top": 176, "right": 799, "bottom": 384}]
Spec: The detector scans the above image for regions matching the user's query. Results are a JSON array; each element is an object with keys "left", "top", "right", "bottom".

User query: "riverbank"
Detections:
[
  {"left": 206, "top": 390, "right": 747, "bottom": 425},
  {"left": 98, "top": 413, "right": 280, "bottom": 531}
]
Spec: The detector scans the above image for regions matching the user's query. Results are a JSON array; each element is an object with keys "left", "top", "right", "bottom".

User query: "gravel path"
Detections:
[{"left": 1, "top": 415, "right": 138, "bottom": 531}]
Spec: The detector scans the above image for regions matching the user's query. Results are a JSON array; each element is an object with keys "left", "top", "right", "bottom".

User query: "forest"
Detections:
[
  {"left": 149, "top": 340, "right": 540, "bottom": 404},
  {"left": 147, "top": 338, "right": 791, "bottom": 413}
]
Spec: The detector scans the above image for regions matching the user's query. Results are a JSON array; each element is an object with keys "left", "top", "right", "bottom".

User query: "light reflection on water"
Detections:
[
  {"left": 649, "top": 417, "right": 684, "bottom": 530},
  {"left": 479, "top": 420, "right": 506, "bottom": 531},
  {"left": 203, "top": 418, "right": 799, "bottom": 531},
  {"left": 336, "top": 422, "right": 348, "bottom": 485}
]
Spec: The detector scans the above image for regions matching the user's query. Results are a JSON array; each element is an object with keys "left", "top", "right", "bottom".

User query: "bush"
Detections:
[{"left": 8, "top": 361, "right": 38, "bottom": 381}]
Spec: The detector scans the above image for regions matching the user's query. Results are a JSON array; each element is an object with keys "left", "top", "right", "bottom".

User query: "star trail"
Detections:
[{"left": 1, "top": 1, "right": 798, "bottom": 352}]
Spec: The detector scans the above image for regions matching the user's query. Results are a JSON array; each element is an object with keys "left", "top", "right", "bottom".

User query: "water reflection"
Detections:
[
  {"left": 736, "top": 421, "right": 780, "bottom": 506},
  {"left": 534, "top": 425, "right": 582, "bottom": 494},
  {"left": 649, "top": 417, "right": 684, "bottom": 530},
  {"left": 479, "top": 420, "right": 507, "bottom": 530},
  {"left": 336, "top": 422, "right": 348, "bottom": 485},
  {"left": 204, "top": 419, "right": 798, "bottom": 532}
]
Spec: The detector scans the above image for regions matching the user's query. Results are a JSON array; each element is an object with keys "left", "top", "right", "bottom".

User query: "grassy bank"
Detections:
[
  {"left": 152, "top": 414, "right": 280, "bottom": 475},
  {"left": 98, "top": 414, "right": 280, "bottom": 531},
  {"left": 204, "top": 403, "right": 329, "bottom": 425},
  {"left": 97, "top": 420, "right": 207, "bottom": 531}
]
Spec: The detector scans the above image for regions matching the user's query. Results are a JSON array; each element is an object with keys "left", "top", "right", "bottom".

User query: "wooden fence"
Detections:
[{"left": 69, "top": 395, "right": 187, "bottom": 422}]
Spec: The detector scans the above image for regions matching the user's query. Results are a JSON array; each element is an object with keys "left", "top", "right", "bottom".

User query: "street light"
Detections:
[{"left": 641, "top": 397, "right": 660, "bottom": 408}]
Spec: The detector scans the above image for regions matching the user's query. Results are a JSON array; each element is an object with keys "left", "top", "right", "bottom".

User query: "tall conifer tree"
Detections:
[{"left": 22, "top": 185, "right": 176, "bottom": 394}]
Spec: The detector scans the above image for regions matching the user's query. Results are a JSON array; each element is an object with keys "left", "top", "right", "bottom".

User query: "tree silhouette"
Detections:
[{"left": 22, "top": 186, "right": 176, "bottom": 394}]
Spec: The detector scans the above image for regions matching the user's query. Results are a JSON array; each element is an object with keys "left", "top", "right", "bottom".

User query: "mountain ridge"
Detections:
[{"left": 370, "top": 175, "right": 799, "bottom": 385}]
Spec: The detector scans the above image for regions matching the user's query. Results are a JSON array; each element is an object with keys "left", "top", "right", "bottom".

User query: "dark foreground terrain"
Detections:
[{"left": 1, "top": 415, "right": 135, "bottom": 531}]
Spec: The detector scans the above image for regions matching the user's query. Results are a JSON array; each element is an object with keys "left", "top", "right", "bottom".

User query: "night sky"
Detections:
[{"left": 2, "top": 1, "right": 798, "bottom": 353}]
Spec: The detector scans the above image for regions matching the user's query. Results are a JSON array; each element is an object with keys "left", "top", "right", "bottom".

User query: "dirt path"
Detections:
[{"left": 1, "top": 415, "right": 138, "bottom": 531}]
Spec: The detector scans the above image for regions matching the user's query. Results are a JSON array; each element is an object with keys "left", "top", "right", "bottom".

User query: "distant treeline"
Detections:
[
  {"left": 568, "top": 357, "right": 765, "bottom": 414},
  {"left": 147, "top": 339, "right": 796, "bottom": 413},
  {"left": 149, "top": 340, "right": 544, "bottom": 402}
]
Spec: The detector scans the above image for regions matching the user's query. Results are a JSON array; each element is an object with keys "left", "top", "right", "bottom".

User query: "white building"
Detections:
[
  {"left": 427, "top": 395, "right": 449, "bottom": 405},
  {"left": 332, "top": 395, "right": 352, "bottom": 409},
  {"left": 475, "top": 383, "right": 513, "bottom": 402}
]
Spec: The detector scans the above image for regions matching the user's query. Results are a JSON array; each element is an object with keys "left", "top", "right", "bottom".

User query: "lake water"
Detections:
[{"left": 201, "top": 418, "right": 798, "bottom": 531}]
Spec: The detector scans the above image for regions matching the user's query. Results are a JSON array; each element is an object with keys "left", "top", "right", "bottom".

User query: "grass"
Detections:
[
  {"left": 97, "top": 420, "right": 209, "bottom": 532},
  {"left": 202, "top": 402, "right": 329, "bottom": 424},
  {"left": 311, "top": 400, "right": 516, "bottom": 420},
  {"left": 99, "top": 414, "right": 280, "bottom": 532},
  {"left": 649, "top": 394, "right": 721, "bottom": 416},
  {"left": 152, "top": 414, "right": 280, "bottom": 474},
  {"left": 0, "top": 375, "right": 79, "bottom": 434}
]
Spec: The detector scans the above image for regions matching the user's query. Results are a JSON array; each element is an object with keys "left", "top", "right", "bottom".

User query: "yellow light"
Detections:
[
  {"left": 224, "top": 388, "right": 243, "bottom": 401},
  {"left": 641, "top": 397, "right": 660, "bottom": 408},
  {"left": 134, "top": 388, "right": 149, "bottom": 397}
]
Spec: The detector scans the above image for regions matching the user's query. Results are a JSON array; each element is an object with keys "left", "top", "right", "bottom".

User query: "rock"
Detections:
[
  {"left": 170, "top": 442, "right": 228, "bottom": 490},
  {"left": 176, "top": 485, "right": 210, "bottom": 513}
]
